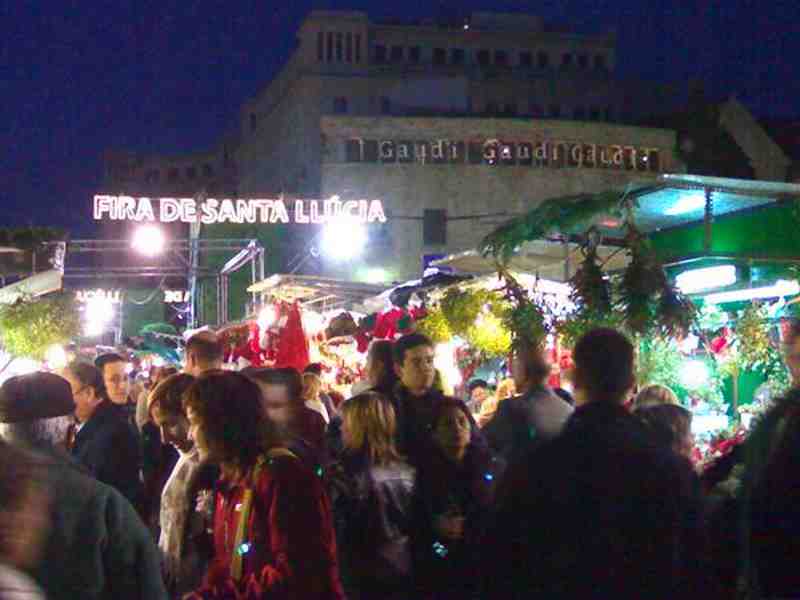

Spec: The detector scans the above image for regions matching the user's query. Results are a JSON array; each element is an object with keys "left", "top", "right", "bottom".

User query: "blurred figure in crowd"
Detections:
[
  {"left": 0, "top": 372, "right": 167, "bottom": 600},
  {"left": 636, "top": 403, "right": 694, "bottom": 461},
  {"left": 249, "top": 367, "right": 328, "bottom": 469},
  {"left": 148, "top": 373, "right": 211, "bottom": 597},
  {"left": 0, "top": 441, "right": 49, "bottom": 600},
  {"left": 63, "top": 361, "right": 143, "bottom": 508},
  {"left": 466, "top": 380, "right": 490, "bottom": 414},
  {"left": 183, "top": 371, "right": 343, "bottom": 599},
  {"left": 95, "top": 353, "right": 136, "bottom": 425},
  {"left": 477, "top": 378, "right": 516, "bottom": 428},
  {"left": 183, "top": 332, "right": 223, "bottom": 377},
  {"left": 303, "top": 372, "right": 331, "bottom": 424},
  {"left": 304, "top": 363, "right": 337, "bottom": 418},
  {"left": 634, "top": 383, "right": 679, "bottom": 410},
  {"left": 326, "top": 392, "right": 416, "bottom": 599},
  {"left": 483, "top": 341, "right": 572, "bottom": 464}
]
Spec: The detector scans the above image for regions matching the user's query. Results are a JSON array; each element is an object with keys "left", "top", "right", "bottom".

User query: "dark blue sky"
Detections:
[{"left": 3, "top": 0, "right": 798, "bottom": 235}]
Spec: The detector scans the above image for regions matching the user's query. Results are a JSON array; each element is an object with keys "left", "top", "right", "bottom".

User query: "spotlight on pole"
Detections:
[
  {"left": 131, "top": 225, "right": 166, "bottom": 256},
  {"left": 321, "top": 217, "right": 367, "bottom": 261}
]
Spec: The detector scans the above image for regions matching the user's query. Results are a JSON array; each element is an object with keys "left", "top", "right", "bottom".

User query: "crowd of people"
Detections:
[{"left": 1, "top": 321, "right": 800, "bottom": 599}]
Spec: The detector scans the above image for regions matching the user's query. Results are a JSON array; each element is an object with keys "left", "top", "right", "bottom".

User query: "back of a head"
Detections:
[
  {"left": 573, "top": 328, "right": 635, "bottom": 404},
  {"left": 67, "top": 361, "right": 107, "bottom": 400},
  {"left": 340, "top": 391, "right": 401, "bottom": 464},
  {"left": 251, "top": 367, "right": 304, "bottom": 404},
  {"left": 634, "top": 384, "right": 678, "bottom": 410},
  {"left": 393, "top": 332, "right": 433, "bottom": 366},
  {"left": 303, "top": 363, "right": 324, "bottom": 376},
  {"left": 368, "top": 340, "right": 397, "bottom": 390},
  {"left": 147, "top": 373, "right": 195, "bottom": 419},
  {"left": 185, "top": 332, "right": 224, "bottom": 371},
  {"left": 183, "top": 370, "right": 276, "bottom": 467},
  {"left": 0, "top": 372, "right": 75, "bottom": 451},
  {"left": 636, "top": 404, "right": 692, "bottom": 455}
]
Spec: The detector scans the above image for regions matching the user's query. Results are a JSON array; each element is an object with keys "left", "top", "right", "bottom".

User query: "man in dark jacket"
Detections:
[
  {"left": 390, "top": 333, "right": 484, "bottom": 465},
  {"left": 0, "top": 372, "right": 167, "bottom": 600},
  {"left": 483, "top": 340, "right": 573, "bottom": 464},
  {"left": 486, "top": 328, "right": 713, "bottom": 599},
  {"left": 69, "top": 364, "right": 142, "bottom": 507}
]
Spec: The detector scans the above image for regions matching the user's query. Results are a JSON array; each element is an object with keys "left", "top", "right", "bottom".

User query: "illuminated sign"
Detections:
[
  {"left": 345, "top": 138, "right": 662, "bottom": 171},
  {"left": 93, "top": 195, "right": 387, "bottom": 225},
  {"left": 164, "top": 290, "right": 190, "bottom": 303},
  {"left": 76, "top": 289, "right": 122, "bottom": 303}
]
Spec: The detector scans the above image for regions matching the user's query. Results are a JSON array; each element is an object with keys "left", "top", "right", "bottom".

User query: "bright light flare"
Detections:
[
  {"left": 84, "top": 296, "right": 115, "bottom": 337},
  {"left": 680, "top": 360, "right": 709, "bottom": 390},
  {"left": 45, "top": 345, "right": 68, "bottom": 370},
  {"left": 676, "top": 265, "right": 737, "bottom": 294},
  {"left": 131, "top": 225, "right": 166, "bottom": 256},
  {"left": 321, "top": 218, "right": 367, "bottom": 261},
  {"left": 258, "top": 305, "right": 277, "bottom": 330}
]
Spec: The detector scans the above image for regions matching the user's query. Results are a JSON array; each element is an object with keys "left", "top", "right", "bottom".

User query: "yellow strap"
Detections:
[{"left": 228, "top": 449, "right": 297, "bottom": 581}]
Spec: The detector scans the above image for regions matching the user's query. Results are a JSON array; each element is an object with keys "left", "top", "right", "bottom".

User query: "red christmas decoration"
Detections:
[{"left": 273, "top": 302, "right": 310, "bottom": 372}]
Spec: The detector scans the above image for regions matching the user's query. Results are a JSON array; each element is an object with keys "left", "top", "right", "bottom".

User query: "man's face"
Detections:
[
  {"left": 470, "top": 386, "right": 489, "bottom": 405},
  {"left": 785, "top": 336, "right": 800, "bottom": 385},
  {"left": 103, "top": 361, "right": 129, "bottom": 405},
  {"left": 396, "top": 344, "right": 436, "bottom": 394},
  {"left": 63, "top": 370, "right": 101, "bottom": 423},
  {"left": 260, "top": 383, "right": 293, "bottom": 427},
  {"left": 152, "top": 404, "right": 192, "bottom": 453}
]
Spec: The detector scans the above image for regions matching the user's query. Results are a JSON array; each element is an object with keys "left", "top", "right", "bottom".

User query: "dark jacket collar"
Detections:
[
  {"left": 564, "top": 401, "right": 632, "bottom": 435},
  {"left": 74, "top": 401, "right": 124, "bottom": 445}
]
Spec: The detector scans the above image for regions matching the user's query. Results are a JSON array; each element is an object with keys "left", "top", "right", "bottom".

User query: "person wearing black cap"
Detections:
[{"left": 0, "top": 371, "right": 167, "bottom": 600}]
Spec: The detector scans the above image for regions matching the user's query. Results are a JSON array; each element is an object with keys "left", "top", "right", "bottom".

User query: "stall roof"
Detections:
[
  {"left": 247, "top": 275, "right": 389, "bottom": 312},
  {"left": 610, "top": 174, "right": 800, "bottom": 234},
  {"left": 432, "top": 239, "right": 629, "bottom": 281}
]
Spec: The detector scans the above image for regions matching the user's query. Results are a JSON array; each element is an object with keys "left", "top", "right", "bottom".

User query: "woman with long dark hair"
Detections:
[
  {"left": 325, "top": 391, "right": 415, "bottom": 599},
  {"left": 183, "top": 371, "right": 343, "bottom": 600},
  {"left": 412, "top": 398, "right": 500, "bottom": 599}
]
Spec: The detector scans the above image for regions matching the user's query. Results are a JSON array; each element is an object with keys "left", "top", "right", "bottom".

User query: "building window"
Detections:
[
  {"left": 495, "top": 50, "right": 508, "bottom": 66},
  {"left": 519, "top": 51, "right": 532, "bottom": 67},
  {"left": 317, "top": 32, "right": 324, "bottom": 62},
  {"left": 380, "top": 96, "right": 391, "bottom": 114},
  {"left": 333, "top": 97, "right": 348, "bottom": 114},
  {"left": 433, "top": 48, "right": 446, "bottom": 65},
  {"left": 355, "top": 34, "right": 361, "bottom": 62},
  {"left": 423, "top": 209, "right": 447, "bottom": 245},
  {"left": 203, "top": 164, "right": 214, "bottom": 177},
  {"left": 504, "top": 103, "right": 518, "bottom": 116},
  {"left": 549, "top": 104, "right": 561, "bottom": 118},
  {"left": 186, "top": 166, "right": 196, "bottom": 179},
  {"left": 390, "top": 45, "right": 403, "bottom": 62},
  {"left": 374, "top": 44, "right": 387, "bottom": 63},
  {"left": 451, "top": 48, "right": 465, "bottom": 65},
  {"left": 167, "top": 168, "right": 179, "bottom": 182},
  {"left": 573, "top": 107, "right": 586, "bottom": 120},
  {"left": 537, "top": 51, "right": 549, "bottom": 68},
  {"left": 477, "top": 49, "right": 490, "bottom": 66},
  {"left": 336, "top": 33, "right": 343, "bottom": 61},
  {"left": 562, "top": 53, "right": 573, "bottom": 67},
  {"left": 595, "top": 54, "right": 607, "bottom": 69},
  {"left": 346, "top": 33, "right": 353, "bottom": 62},
  {"left": 327, "top": 33, "right": 333, "bottom": 62},
  {"left": 578, "top": 54, "right": 588, "bottom": 69},
  {"left": 409, "top": 46, "right": 421, "bottom": 63},
  {"left": 589, "top": 107, "right": 600, "bottom": 120},
  {"left": 249, "top": 113, "right": 257, "bottom": 132}
]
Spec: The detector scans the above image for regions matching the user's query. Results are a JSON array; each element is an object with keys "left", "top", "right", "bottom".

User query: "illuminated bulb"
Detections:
[
  {"left": 679, "top": 360, "right": 709, "bottom": 390},
  {"left": 131, "top": 225, "right": 166, "bottom": 256},
  {"left": 675, "top": 265, "right": 736, "bottom": 294},
  {"left": 321, "top": 217, "right": 367, "bottom": 260},
  {"left": 45, "top": 345, "right": 68, "bottom": 370}
]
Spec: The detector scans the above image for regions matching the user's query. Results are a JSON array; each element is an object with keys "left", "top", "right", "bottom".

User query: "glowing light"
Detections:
[
  {"left": 321, "top": 218, "right": 368, "bottom": 260},
  {"left": 434, "top": 340, "right": 462, "bottom": 391},
  {"left": 301, "top": 310, "right": 325, "bottom": 336},
  {"left": 45, "top": 345, "right": 68, "bottom": 370},
  {"left": 664, "top": 193, "right": 707, "bottom": 216},
  {"left": 362, "top": 268, "right": 389, "bottom": 284},
  {"left": 131, "top": 225, "right": 166, "bottom": 256},
  {"left": 679, "top": 360, "right": 709, "bottom": 390},
  {"left": 258, "top": 305, "right": 277, "bottom": 330},
  {"left": 675, "top": 265, "right": 737, "bottom": 294},
  {"left": 84, "top": 295, "right": 115, "bottom": 337},
  {"left": 704, "top": 280, "right": 800, "bottom": 304},
  {"left": 152, "top": 356, "right": 166, "bottom": 368}
]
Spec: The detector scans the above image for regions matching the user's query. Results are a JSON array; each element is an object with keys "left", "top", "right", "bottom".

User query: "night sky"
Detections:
[{"left": 4, "top": 0, "right": 799, "bottom": 236}]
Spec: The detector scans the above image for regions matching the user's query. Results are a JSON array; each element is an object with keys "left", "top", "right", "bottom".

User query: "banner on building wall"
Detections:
[{"left": 93, "top": 195, "right": 387, "bottom": 225}]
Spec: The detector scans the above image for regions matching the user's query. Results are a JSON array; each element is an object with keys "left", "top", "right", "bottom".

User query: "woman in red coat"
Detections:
[{"left": 183, "top": 370, "right": 344, "bottom": 600}]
